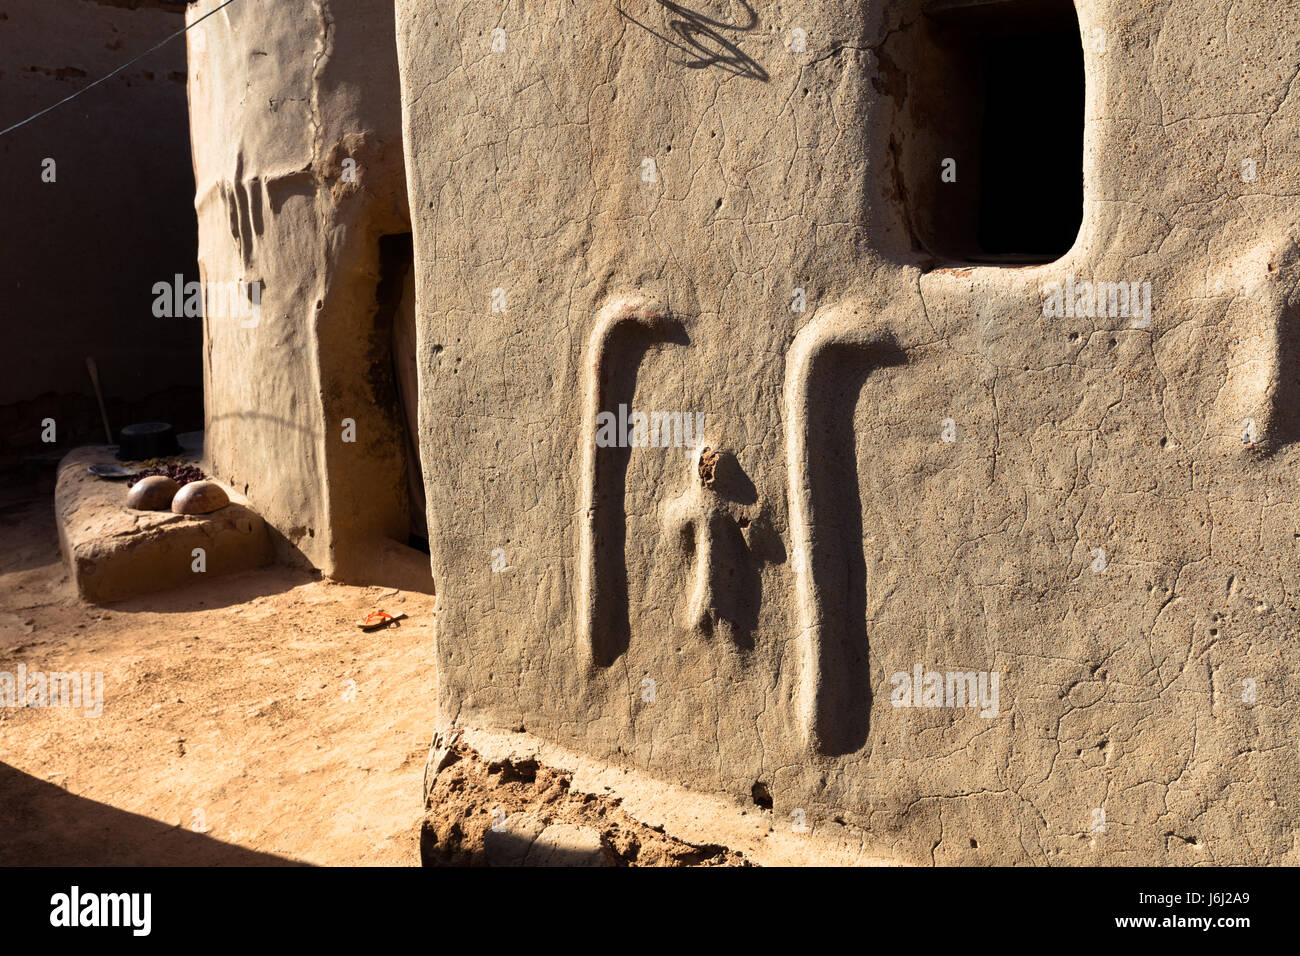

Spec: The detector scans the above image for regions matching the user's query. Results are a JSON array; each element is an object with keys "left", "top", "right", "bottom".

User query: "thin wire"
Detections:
[{"left": 0, "top": 0, "right": 241, "bottom": 139}]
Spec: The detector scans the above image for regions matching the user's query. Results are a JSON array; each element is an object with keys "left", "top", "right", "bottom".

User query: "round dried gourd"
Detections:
[
  {"left": 126, "top": 475, "right": 180, "bottom": 511},
  {"left": 171, "top": 479, "right": 230, "bottom": 515}
]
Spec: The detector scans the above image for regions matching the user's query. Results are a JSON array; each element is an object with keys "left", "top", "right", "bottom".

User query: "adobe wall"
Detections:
[
  {"left": 188, "top": 0, "right": 426, "bottom": 586},
  {"left": 0, "top": 0, "right": 200, "bottom": 468},
  {"left": 398, "top": 0, "right": 1300, "bottom": 863}
]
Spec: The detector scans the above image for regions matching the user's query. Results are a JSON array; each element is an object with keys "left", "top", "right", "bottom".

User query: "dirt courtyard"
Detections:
[{"left": 0, "top": 480, "right": 437, "bottom": 866}]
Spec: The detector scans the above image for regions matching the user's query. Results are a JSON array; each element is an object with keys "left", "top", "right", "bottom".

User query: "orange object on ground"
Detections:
[{"left": 357, "top": 610, "right": 407, "bottom": 631}]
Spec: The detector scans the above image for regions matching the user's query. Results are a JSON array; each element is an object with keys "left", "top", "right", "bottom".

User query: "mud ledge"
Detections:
[{"left": 55, "top": 445, "right": 273, "bottom": 603}]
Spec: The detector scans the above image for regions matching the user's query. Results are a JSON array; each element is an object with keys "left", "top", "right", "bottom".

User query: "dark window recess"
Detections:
[
  {"left": 976, "top": 24, "right": 1083, "bottom": 256},
  {"left": 912, "top": 0, "right": 1084, "bottom": 263}
]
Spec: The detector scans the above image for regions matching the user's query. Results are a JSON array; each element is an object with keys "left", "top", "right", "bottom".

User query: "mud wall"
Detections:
[
  {"left": 188, "top": 0, "right": 425, "bottom": 586},
  {"left": 399, "top": 0, "right": 1300, "bottom": 863},
  {"left": 0, "top": 0, "right": 200, "bottom": 469}
]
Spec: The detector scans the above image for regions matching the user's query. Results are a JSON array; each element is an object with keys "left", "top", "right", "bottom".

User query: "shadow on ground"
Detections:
[
  {"left": 103, "top": 564, "right": 321, "bottom": 616},
  {"left": 0, "top": 763, "right": 307, "bottom": 866}
]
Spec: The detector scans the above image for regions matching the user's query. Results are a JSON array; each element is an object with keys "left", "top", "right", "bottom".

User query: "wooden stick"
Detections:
[{"left": 85, "top": 357, "right": 113, "bottom": 444}]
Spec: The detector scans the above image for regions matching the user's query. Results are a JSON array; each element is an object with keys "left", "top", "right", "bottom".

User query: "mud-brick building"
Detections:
[
  {"left": 186, "top": 0, "right": 428, "bottom": 590},
  {"left": 194, "top": 0, "right": 1300, "bottom": 864}
]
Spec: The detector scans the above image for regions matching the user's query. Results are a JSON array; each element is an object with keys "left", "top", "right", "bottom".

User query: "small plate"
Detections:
[{"left": 88, "top": 464, "right": 140, "bottom": 479}]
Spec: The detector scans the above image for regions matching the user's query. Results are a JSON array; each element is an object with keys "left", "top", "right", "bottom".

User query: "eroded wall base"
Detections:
[{"left": 422, "top": 726, "right": 902, "bottom": 867}]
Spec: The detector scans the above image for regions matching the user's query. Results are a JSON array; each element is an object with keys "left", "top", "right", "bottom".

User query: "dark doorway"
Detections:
[{"left": 376, "top": 232, "right": 427, "bottom": 553}]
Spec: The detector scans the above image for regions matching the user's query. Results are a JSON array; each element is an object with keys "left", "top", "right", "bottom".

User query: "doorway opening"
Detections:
[{"left": 375, "top": 232, "right": 427, "bottom": 555}]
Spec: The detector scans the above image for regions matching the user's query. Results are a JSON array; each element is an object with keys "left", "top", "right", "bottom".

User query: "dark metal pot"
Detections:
[{"left": 116, "top": 422, "right": 181, "bottom": 462}]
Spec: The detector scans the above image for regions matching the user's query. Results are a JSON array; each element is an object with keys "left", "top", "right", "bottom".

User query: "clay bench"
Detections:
[{"left": 55, "top": 446, "right": 273, "bottom": 604}]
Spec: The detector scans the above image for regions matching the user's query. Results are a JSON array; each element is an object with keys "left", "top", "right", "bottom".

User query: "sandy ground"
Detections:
[{"left": 0, "top": 480, "right": 437, "bottom": 866}]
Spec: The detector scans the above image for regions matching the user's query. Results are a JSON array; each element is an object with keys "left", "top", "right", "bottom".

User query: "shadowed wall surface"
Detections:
[{"left": 0, "top": 0, "right": 200, "bottom": 468}]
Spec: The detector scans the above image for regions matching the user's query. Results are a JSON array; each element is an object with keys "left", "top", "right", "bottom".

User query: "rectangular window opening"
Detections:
[{"left": 919, "top": 0, "right": 1084, "bottom": 264}]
